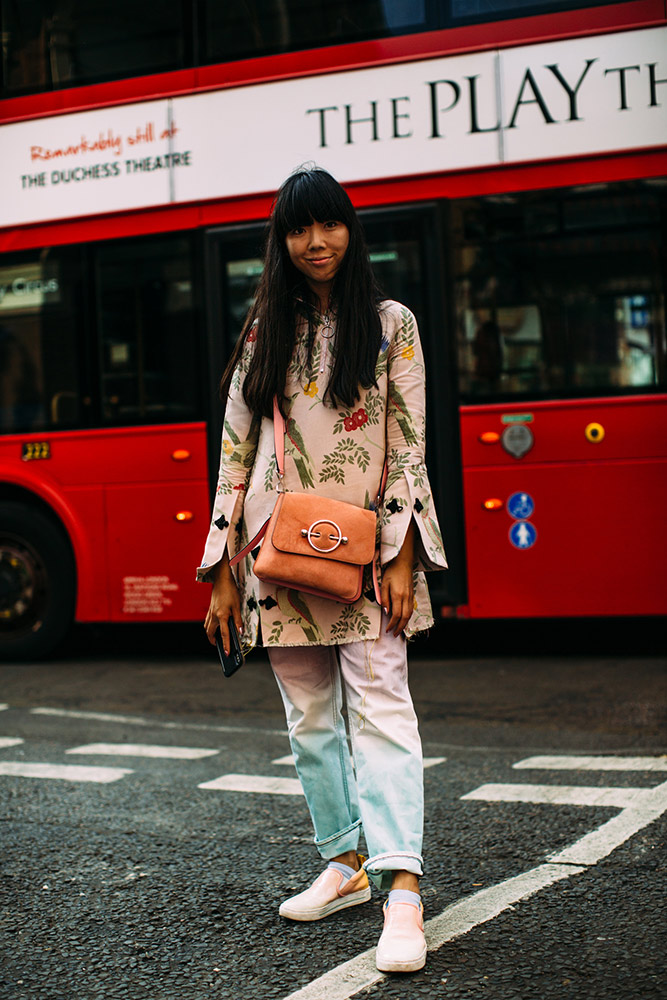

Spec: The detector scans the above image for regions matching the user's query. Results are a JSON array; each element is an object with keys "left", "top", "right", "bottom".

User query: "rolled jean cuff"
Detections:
[
  {"left": 314, "top": 819, "right": 362, "bottom": 860},
  {"left": 363, "top": 851, "right": 424, "bottom": 891}
]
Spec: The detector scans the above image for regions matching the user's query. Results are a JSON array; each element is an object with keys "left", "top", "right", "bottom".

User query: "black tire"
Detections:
[{"left": 0, "top": 501, "right": 75, "bottom": 661}]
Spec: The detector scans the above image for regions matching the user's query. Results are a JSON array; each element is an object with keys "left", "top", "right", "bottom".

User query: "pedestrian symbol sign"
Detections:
[
  {"left": 509, "top": 521, "right": 537, "bottom": 549},
  {"left": 508, "top": 492, "right": 535, "bottom": 520}
]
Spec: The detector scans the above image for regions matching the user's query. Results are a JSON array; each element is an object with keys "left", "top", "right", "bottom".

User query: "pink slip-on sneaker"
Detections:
[
  {"left": 279, "top": 860, "right": 371, "bottom": 922},
  {"left": 375, "top": 898, "right": 427, "bottom": 972}
]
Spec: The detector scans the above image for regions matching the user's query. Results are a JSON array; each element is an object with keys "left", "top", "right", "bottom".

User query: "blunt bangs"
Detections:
[{"left": 273, "top": 169, "right": 357, "bottom": 240}]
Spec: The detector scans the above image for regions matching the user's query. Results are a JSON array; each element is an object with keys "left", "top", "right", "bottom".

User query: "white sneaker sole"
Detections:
[
  {"left": 279, "top": 886, "right": 371, "bottom": 922},
  {"left": 376, "top": 944, "right": 427, "bottom": 973}
]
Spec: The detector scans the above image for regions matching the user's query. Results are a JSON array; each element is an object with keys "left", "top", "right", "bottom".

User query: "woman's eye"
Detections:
[
  {"left": 290, "top": 227, "right": 305, "bottom": 236},
  {"left": 324, "top": 220, "right": 338, "bottom": 229}
]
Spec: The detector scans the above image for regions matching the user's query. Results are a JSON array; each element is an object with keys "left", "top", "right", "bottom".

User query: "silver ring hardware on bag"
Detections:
[{"left": 300, "top": 519, "right": 349, "bottom": 552}]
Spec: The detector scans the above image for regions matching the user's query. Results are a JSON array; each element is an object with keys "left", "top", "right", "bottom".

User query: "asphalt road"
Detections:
[{"left": 1, "top": 622, "right": 665, "bottom": 1000}]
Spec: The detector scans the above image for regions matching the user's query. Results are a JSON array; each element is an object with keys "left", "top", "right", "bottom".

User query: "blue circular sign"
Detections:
[
  {"left": 509, "top": 520, "right": 537, "bottom": 549},
  {"left": 507, "top": 491, "right": 535, "bottom": 520}
]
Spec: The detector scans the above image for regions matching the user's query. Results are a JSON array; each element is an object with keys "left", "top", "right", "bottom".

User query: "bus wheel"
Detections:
[{"left": 0, "top": 501, "right": 76, "bottom": 661}]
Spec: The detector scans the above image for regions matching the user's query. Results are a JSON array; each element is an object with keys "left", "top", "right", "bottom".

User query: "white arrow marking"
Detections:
[
  {"left": 281, "top": 863, "right": 583, "bottom": 1000},
  {"left": 280, "top": 771, "right": 667, "bottom": 1000},
  {"left": 0, "top": 737, "right": 24, "bottom": 749},
  {"left": 548, "top": 780, "right": 667, "bottom": 865}
]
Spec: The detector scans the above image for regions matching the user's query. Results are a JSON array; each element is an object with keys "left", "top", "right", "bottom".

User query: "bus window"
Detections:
[
  {"left": 0, "top": 249, "right": 84, "bottom": 433},
  {"left": 96, "top": 236, "right": 201, "bottom": 426},
  {"left": 1, "top": 1, "right": 187, "bottom": 96},
  {"left": 453, "top": 183, "right": 667, "bottom": 401},
  {"left": 226, "top": 259, "right": 264, "bottom": 340},
  {"left": 201, "top": 1, "right": 418, "bottom": 64}
]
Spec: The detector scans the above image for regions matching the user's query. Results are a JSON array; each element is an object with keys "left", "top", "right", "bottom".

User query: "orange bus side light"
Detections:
[
  {"left": 483, "top": 498, "right": 504, "bottom": 511},
  {"left": 175, "top": 511, "right": 194, "bottom": 522},
  {"left": 479, "top": 431, "right": 500, "bottom": 444},
  {"left": 172, "top": 449, "right": 191, "bottom": 461}
]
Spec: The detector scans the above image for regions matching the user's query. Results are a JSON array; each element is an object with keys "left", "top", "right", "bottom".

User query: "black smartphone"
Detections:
[{"left": 215, "top": 617, "right": 245, "bottom": 677}]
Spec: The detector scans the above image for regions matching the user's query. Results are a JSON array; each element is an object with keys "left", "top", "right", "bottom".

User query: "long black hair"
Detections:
[{"left": 220, "top": 167, "right": 383, "bottom": 417}]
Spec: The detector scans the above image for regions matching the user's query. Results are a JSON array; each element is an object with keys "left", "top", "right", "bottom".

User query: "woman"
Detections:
[{"left": 199, "top": 167, "right": 447, "bottom": 973}]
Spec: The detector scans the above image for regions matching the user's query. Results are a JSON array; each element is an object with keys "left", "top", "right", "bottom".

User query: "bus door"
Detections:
[{"left": 204, "top": 205, "right": 466, "bottom": 610}]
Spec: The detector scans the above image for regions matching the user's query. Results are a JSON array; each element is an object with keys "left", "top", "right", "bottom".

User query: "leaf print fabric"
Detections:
[
  {"left": 196, "top": 300, "right": 447, "bottom": 648},
  {"left": 380, "top": 308, "right": 448, "bottom": 574}
]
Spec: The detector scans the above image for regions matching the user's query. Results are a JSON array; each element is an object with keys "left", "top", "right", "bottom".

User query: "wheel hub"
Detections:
[{"left": 0, "top": 540, "right": 41, "bottom": 629}]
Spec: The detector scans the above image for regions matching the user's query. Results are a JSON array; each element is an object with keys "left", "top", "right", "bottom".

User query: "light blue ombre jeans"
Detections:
[{"left": 268, "top": 619, "right": 424, "bottom": 891}]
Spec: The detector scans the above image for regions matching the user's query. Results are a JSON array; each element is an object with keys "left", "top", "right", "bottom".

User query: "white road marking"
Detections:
[
  {"left": 282, "top": 765, "right": 667, "bottom": 1000},
  {"left": 0, "top": 704, "right": 8, "bottom": 711},
  {"left": 30, "top": 706, "right": 287, "bottom": 737},
  {"left": 514, "top": 754, "right": 667, "bottom": 772},
  {"left": 461, "top": 782, "right": 651, "bottom": 809},
  {"left": 282, "top": 862, "right": 584, "bottom": 1000},
  {"left": 66, "top": 743, "right": 219, "bottom": 760},
  {"left": 0, "top": 762, "right": 132, "bottom": 783},
  {"left": 198, "top": 773, "right": 304, "bottom": 795},
  {"left": 271, "top": 754, "right": 446, "bottom": 769},
  {"left": 548, "top": 779, "right": 667, "bottom": 866},
  {"left": 0, "top": 737, "right": 24, "bottom": 749}
]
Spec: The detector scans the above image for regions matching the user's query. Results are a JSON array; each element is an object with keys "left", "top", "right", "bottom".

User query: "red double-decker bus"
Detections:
[{"left": 1, "top": 0, "right": 665, "bottom": 658}]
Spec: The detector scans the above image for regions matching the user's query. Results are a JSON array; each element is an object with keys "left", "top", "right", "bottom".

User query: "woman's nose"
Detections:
[{"left": 308, "top": 224, "right": 326, "bottom": 248}]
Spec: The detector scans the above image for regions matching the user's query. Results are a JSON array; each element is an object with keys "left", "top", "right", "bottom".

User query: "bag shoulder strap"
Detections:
[{"left": 273, "top": 397, "right": 286, "bottom": 481}]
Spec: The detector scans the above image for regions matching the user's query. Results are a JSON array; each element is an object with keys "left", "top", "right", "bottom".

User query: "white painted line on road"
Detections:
[
  {"left": 0, "top": 737, "right": 24, "bottom": 749},
  {"left": 0, "top": 704, "right": 8, "bottom": 711},
  {"left": 282, "top": 862, "right": 584, "bottom": 1000},
  {"left": 271, "top": 754, "right": 447, "bottom": 769},
  {"left": 461, "top": 782, "right": 651, "bottom": 809},
  {"left": 283, "top": 771, "right": 667, "bottom": 1000},
  {"left": 30, "top": 706, "right": 287, "bottom": 737},
  {"left": 0, "top": 762, "right": 133, "bottom": 783},
  {"left": 198, "top": 773, "right": 304, "bottom": 795},
  {"left": 66, "top": 743, "right": 219, "bottom": 760},
  {"left": 514, "top": 754, "right": 667, "bottom": 772},
  {"left": 548, "top": 779, "right": 667, "bottom": 866}
]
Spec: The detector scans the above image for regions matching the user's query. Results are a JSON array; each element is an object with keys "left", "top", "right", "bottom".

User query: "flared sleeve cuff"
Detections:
[
  {"left": 196, "top": 487, "right": 246, "bottom": 583},
  {"left": 379, "top": 463, "right": 448, "bottom": 572}
]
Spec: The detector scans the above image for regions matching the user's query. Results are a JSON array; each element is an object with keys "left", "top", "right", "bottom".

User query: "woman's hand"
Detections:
[
  {"left": 204, "top": 552, "right": 243, "bottom": 654},
  {"left": 381, "top": 521, "right": 415, "bottom": 637}
]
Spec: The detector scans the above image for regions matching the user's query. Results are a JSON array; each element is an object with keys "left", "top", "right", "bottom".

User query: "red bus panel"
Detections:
[
  {"left": 0, "top": 423, "right": 211, "bottom": 623},
  {"left": 460, "top": 395, "right": 667, "bottom": 617}
]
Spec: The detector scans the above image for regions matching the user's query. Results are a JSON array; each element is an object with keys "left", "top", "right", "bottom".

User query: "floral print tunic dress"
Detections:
[{"left": 197, "top": 300, "right": 447, "bottom": 648}]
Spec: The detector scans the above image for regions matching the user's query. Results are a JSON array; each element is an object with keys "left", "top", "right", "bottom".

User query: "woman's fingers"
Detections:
[
  {"left": 218, "top": 615, "right": 231, "bottom": 656},
  {"left": 204, "top": 607, "right": 218, "bottom": 645},
  {"left": 204, "top": 567, "right": 242, "bottom": 652},
  {"left": 393, "top": 596, "right": 413, "bottom": 636},
  {"left": 383, "top": 578, "right": 413, "bottom": 636}
]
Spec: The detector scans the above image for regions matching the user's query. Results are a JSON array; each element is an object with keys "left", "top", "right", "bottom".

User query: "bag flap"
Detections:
[{"left": 270, "top": 493, "right": 376, "bottom": 565}]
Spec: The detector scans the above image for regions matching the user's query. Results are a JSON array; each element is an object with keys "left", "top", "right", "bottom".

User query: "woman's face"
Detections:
[{"left": 285, "top": 219, "right": 350, "bottom": 300}]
